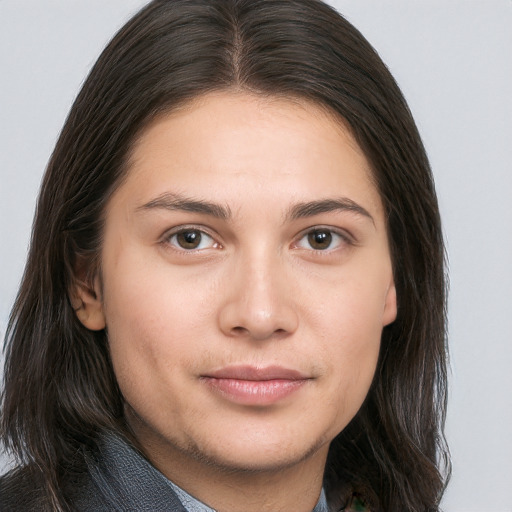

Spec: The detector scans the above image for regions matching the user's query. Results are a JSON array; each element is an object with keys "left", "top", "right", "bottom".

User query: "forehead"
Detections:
[
  {"left": 129, "top": 91, "right": 367, "bottom": 163},
  {"left": 113, "top": 91, "right": 383, "bottom": 221}
]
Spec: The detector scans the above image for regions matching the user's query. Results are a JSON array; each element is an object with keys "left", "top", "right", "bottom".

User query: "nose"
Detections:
[{"left": 218, "top": 252, "right": 299, "bottom": 341}]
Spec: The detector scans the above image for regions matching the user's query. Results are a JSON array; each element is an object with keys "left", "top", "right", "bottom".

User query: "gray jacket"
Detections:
[
  {"left": 0, "top": 433, "right": 187, "bottom": 511},
  {"left": 0, "top": 433, "right": 330, "bottom": 512}
]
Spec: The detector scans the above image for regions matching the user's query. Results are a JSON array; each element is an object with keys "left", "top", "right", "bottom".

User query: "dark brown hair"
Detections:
[{"left": 1, "top": 1, "right": 449, "bottom": 510}]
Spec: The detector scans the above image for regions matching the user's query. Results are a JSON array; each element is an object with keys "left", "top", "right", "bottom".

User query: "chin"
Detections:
[{"left": 183, "top": 430, "right": 332, "bottom": 474}]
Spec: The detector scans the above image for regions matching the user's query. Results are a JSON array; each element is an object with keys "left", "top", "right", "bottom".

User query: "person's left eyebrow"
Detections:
[
  {"left": 286, "top": 198, "right": 374, "bottom": 225},
  {"left": 137, "top": 192, "right": 231, "bottom": 220}
]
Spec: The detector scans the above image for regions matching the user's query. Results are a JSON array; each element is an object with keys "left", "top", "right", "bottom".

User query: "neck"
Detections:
[{"left": 128, "top": 414, "right": 328, "bottom": 512}]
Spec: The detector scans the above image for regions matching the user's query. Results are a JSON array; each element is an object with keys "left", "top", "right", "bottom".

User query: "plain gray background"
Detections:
[{"left": 1, "top": 1, "right": 511, "bottom": 510}]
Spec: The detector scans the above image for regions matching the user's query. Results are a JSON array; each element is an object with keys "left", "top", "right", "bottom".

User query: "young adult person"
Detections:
[{"left": 0, "top": 1, "right": 450, "bottom": 511}]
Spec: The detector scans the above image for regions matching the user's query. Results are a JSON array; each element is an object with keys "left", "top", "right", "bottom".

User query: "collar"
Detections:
[
  {"left": 169, "top": 479, "right": 329, "bottom": 512},
  {"left": 87, "top": 432, "right": 328, "bottom": 512},
  {"left": 84, "top": 432, "right": 187, "bottom": 511}
]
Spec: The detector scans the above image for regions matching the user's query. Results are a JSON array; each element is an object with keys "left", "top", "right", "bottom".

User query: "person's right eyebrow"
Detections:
[{"left": 137, "top": 192, "right": 232, "bottom": 220}]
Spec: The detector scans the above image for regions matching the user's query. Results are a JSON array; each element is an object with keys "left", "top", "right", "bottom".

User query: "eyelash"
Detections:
[{"left": 160, "top": 225, "right": 354, "bottom": 253}]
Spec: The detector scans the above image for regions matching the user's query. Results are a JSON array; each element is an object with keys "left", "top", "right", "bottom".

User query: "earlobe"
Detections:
[
  {"left": 71, "top": 276, "right": 106, "bottom": 331},
  {"left": 382, "top": 280, "right": 397, "bottom": 326}
]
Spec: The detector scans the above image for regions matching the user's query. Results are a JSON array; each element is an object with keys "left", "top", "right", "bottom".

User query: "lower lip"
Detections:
[{"left": 202, "top": 377, "right": 307, "bottom": 406}]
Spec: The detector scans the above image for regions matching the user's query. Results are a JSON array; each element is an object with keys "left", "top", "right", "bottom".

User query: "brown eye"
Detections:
[
  {"left": 307, "top": 229, "right": 333, "bottom": 250},
  {"left": 176, "top": 230, "right": 202, "bottom": 249},
  {"left": 168, "top": 229, "right": 216, "bottom": 250}
]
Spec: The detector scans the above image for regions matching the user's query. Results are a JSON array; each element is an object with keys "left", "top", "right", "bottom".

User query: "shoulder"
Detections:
[
  {"left": 0, "top": 463, "right": 107, "bottom": 512},
  {"left": 0, "top": 467, "right": 49, "bottom": 512},
  {"left": 0, "top": 464, "right": 110, "bottom": 512},
  {"left": 0, "top": 433, "right": 187, "bottom": 512}
]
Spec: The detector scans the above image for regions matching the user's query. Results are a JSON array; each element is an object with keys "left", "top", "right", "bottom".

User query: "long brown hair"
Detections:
[{"left": 1, "top": 1, "right": 450, "bottom": 510}]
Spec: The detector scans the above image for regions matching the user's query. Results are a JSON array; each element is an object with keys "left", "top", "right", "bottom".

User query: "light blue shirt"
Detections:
[{"left": 168, "top": 480, "right": 329, "bottom": 512}]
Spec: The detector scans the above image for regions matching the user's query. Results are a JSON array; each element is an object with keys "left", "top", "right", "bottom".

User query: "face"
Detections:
[{"left": 77, "top": 92, "right": 396, "bottom": 481}]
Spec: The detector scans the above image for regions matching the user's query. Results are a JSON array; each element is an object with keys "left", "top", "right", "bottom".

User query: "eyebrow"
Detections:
[
  {"left": 138, "top": 192, "right": 373, "bottom": 224},
  {"left": 286, "top": 198, "right": 374, "bottom": 224},
  {"left": 137, "top": 192, "right": 231, "bottom": 220}
]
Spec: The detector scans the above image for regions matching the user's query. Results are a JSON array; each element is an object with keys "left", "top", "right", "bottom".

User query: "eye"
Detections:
[
  {"left": 166, "top": 228, "right": 218, "bottom": 251},
  {"left": 295, "top": 228, "right": 348, "bottom": 251}
]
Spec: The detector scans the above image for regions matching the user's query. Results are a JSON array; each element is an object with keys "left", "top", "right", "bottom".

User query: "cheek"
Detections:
[
  {"left": 324, "top": 313, "right": 381, "bottom": 394},
  {"left": 102, "top": 285, "right": 204, "bottom": 433},
  {"left": 310, "top": 274, "right": 388, "bottom": 419},
  {"left": 101, "top": 250, "right": 232, "bottom": 402},
  {"left": 320, "top": 326, "right": 381, "bottom": 435},
  {"left": 101, "top": 260, "right": 199, "bottom": 384}
]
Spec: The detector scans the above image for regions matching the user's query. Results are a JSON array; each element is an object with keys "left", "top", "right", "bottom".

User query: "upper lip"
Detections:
[{"left": 203, "top": 365, "right": 309, "bottom": 381}]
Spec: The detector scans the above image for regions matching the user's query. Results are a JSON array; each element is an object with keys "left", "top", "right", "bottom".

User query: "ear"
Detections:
[
  {"left": 382, "top": 278, "right": 397, "bottom": 326},
  {"left": 71, "top": 275, "right": 106, "bottom": 331}
]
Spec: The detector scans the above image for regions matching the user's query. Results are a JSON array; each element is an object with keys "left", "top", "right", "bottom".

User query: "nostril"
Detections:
[{"left": 231, "top": 326, "right": 249, "bottom": 336}]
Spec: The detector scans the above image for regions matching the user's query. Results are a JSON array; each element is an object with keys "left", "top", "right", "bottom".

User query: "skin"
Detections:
[{"left": 76, "top": 91, "right": 396, "bottom": 512}]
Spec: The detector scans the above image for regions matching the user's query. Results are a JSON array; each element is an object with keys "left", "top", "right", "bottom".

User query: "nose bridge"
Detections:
[
  {"left": 244, "top": 249, "right": 281, "bottom": 312},
  {"left": 218, "top": 244, "right": 298, "bottom": 340}
]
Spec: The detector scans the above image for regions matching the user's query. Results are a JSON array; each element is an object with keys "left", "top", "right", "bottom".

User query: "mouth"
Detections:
[{"left": 200, "top": 365, "right": 311, "bottom": 406}]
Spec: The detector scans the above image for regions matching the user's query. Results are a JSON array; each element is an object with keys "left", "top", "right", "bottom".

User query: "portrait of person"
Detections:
[{"left": 0, "top": 1, "right": 510, "bottom": 511}]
